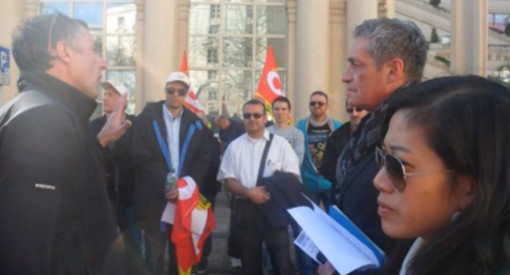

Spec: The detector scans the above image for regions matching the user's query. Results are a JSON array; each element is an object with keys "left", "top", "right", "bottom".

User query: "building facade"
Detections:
[{"left": 0, "top": 0, "right": 508, "bottom": 121}]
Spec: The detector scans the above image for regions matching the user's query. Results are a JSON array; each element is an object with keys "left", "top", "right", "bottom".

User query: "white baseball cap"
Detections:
[
  {"left": 166, "top": 71, "right": 191, "bottom": 89},
  {"left": 101, "top": 80, "right": 128, "bottom": 96}
]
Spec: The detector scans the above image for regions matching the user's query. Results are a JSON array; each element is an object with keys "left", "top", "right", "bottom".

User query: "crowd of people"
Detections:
[{"left": 0, "top": 12, "right": 509, "bottom": 275}]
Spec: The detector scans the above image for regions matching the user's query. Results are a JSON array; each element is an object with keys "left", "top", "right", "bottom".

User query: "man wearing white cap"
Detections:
[
  {"left": 132, "top": 72, "right": 212, "bottom": 275},
  {"left": 90, "top": 81, "right": 143, "bottom": 274}
]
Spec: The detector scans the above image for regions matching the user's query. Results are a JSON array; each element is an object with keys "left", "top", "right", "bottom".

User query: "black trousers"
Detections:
[
  {"left": 236, "top": 200, "right": 292, "bottom": 275},
  {"left": 144, "top": 226, "right": 178, "bottom": 275}
]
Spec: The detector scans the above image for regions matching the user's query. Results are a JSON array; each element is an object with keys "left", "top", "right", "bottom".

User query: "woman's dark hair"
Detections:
[
  {"left": 383, "top": 75, "right": 510, "bottom": 274},
  {"left": 12, "top": 13, "right": 87, "bottom": 72}
]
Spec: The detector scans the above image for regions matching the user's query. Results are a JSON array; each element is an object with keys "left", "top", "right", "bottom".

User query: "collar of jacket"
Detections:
[
  {"left": 304, "top": 115, "right": 335, "bottom": 132},
  {"left": 17, "top": 71, "right": 98, "bottom": 124}
]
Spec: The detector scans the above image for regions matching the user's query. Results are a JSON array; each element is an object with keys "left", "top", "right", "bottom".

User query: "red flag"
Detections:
[
  {"left": 170, "top": 177, "right": 215, "bottom": 275},
  {"left": 255, "top": 46, "right": 284, "bottom": 107},
  {"left": 180, "top": 52, "right": 205, "bottom": 114}
]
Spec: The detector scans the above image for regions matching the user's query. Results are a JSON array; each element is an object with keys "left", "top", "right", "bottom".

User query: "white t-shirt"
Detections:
[{"left": 217, "top": 130, "right": 300, "bottom": 189}]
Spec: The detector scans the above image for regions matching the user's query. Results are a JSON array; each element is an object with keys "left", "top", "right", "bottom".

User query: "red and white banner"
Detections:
[
  {"left": 180, "top": 52, "right": 205, "bottom": 114},
  {"left": 255, "top": 46, "right": 284, "bottom": 106},
  {"left": 160, "top": 176, "right": 216, "bottom": 275}
]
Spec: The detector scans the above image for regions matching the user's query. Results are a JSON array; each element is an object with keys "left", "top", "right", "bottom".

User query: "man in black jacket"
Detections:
[
  {"left": 132, "top": 71, "right": 212, "bottom": 275},
  {"left": 331, "top": 18, "right": 428, "bottom": 275},
  {"left": 320, "top": 101, "right": 367, "bottom": 186},
  {"left": 91, "top": 80, "right": 142, "bottom": 275},
  {"left": 0, "top": 13, "right": 130, "bottom": 275}
]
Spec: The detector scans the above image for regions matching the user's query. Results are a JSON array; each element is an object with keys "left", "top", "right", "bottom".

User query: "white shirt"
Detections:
[
  {"left": 217, "top": 130, "right": 301, "bottom": 189},
  {"left": 162, "top": 105, "right": 182, "bottom": 173}
]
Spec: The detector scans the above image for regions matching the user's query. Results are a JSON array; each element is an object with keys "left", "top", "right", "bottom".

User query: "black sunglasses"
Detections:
[
  {"left": 166, "top": 87, "right": 188, "bottom": 97},
  {"left": 347, "top": 107, "right": 364, "bottom": 113},
  {"left": 243, "top": 113, "right": 264, "bottom": 120},
  {"left": 375, "top": 147, "right": 454, "bottom": 192},
  {"left": 310, "top": 101, "right": 325, "bottom": 107}
]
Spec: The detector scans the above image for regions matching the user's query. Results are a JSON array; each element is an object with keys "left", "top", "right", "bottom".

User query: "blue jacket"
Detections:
[{"left": 297, "top": 117, "right": 341, "bottom": 192}]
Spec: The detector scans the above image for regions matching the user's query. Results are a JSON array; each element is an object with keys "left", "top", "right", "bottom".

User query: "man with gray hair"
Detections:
[
  {"left": 0, "top": 13, "right": 130, "bottom": 274},
  {"left": 331, "top": 18, "right": 428, "bottom": 274}
]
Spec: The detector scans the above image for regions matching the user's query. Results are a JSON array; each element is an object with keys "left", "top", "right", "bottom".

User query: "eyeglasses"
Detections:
[
  {"left": 243, "top": 113, "right": 264, "bottom": 120},
  {"left": 310, "top": 101, "right": 326, "bottom": 107},
  {"left": 375, "top": 147, "right": 454, "bottom": 192},
  {"left": 347, "top": 107, "right": 364, "bottom": 113},
  {"left": 166, "top": 87, "right": 188, "bottom": 97}
]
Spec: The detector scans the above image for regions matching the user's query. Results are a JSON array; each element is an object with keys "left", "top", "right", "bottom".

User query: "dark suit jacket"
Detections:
[
  {"left": 90, "top": 113, "right": 137, "bottom": 205},
  {"left": 132, "top": 101, "right": 212, "bottom": 230},
  {"left": 335, "top": 151, "right": 385, "bottom": 275},
  {"left": 320, "top": 122, "right": 353, "bottom": 186}
]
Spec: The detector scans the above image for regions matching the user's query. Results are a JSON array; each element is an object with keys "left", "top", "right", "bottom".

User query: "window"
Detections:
[
  {"left": 189, "top": 0, "right": 287, "bottom": 115},
  {"left": 118, "top": 16, "right": 125, "bottom": 29},
  {"left": 207, "top": 49, "right": 219, "bottom": 64},
  {"left": 40, "top": 0, "right": 137, "bottom": 116},
  {"left": 210, "top": 4, "right": 220, "bottom": 19},
  {"left": 208, "top": 90, "right": 218, "bottom": 100}
]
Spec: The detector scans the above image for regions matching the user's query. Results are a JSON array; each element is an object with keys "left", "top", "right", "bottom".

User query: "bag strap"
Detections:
[{"left": 256, "top": 133, "right": 274, "bottom": 186}]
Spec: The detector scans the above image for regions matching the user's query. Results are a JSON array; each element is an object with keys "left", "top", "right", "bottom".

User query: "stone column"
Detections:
[
  {"left": 380, "top": 0, "right": 395, "bottom": 18},
  {"left": 329, "top": 0, "right": 347, "bottom": 121},
  {"left": 286, "top": 0, "right": 297, "bottom": 120},
  {"left": 451, "top": 0, "right": 488, "bottom": 76},
  {"left": 134, "top": 0, "right": 145, "bottom": 113},
  {"left": 295, "top": 0, "right": 330, "bottom": 120},
  {"left": 24, "top": 0, "right": 39, "bottom": 18},
  {"left": 345, "top": 0, "right": 378, "bottom": 52},
  {"left": 0, "top": 0, "right": 25, "bottom": 105},
  {"left": 142, "top": 0, "right": 179, "bottom": 103},
  {"left": 177, "top": 0, "right": 190, "bottom": 64}
]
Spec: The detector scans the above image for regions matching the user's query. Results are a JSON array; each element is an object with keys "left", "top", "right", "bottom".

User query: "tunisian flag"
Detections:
[
  {"left": 255, "top": 46, "right": 284, "bottom": 108},
  {"left": 180, "top": 52, "right": 205, "bottom": 114},
  {"left": 160, "top": 176, "right": 216, "bottom": 275}
]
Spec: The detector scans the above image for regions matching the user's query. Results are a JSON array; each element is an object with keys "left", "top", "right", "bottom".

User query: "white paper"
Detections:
[
  {"left": 288, "top": 200, "right": 379, "bottom": 275},
  {"left": 294, "top": 231, "right": 320, "bottom": 263}
]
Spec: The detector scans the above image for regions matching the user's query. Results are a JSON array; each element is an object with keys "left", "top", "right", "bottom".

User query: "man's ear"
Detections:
[
  {"left": 384, "top": 58, "right": 405, "bottom": 84},
  {"left": 454, "top": 174, "right": 477, "bottom": 210},
  {"left": 52, "top": 40, "right": 73, "bottom": 64}
]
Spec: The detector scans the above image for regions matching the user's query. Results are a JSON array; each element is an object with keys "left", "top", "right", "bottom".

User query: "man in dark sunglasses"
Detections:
[
  {"left": 329, "top": 18, "right": 428, "bottom": 274},
  {"left": 296, "top": 90, "right": 341, "bottom": 274},
  {"left": 296, "top": 91, "right": 341, "bottom": 208},
  {"left": 131, "top": 71, "right": 213, "bottom": 275},
  {"left": 218, "top": 99, "right": 301, "bottom": 275},
  {"left": 320, "top": 101, "right": 368, "bottom": 186}
]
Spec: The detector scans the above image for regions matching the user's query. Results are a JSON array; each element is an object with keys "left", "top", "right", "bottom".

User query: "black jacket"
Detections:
[
  {"left": 90, "top": 114, "right": 137, "bottom": 205},
  {"left": 260, "top": 171, "right": 311, "bottom": 228},
  {"left": 320, "top": 122, "right": 353, "bottom": 186},
  {"left": 132, "top": 101, "right": 212, "bottom": 230},
  {"left": 0, "top": 72, "right": 125, "bottom": 275}
]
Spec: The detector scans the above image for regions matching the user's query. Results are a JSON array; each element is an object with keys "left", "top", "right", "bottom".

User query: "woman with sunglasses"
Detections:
[{"left": 373, "top": 75, "right": 510, "bottom": 275}]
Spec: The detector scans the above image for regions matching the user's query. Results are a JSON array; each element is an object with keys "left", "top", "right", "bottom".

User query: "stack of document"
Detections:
[{"left": 288, "top": 198, "right": 385, "bottom": 275}]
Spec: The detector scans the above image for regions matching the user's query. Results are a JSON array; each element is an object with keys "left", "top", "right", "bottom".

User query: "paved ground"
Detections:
[
  {"left": 205, "top": 191, "right": 241, "bottom": 274},
  {"left": 194, "top": 191, "right": 298, "bottom": 275},
  {"left": 158, "top": 190, "right": 300, "bottom": 275}
]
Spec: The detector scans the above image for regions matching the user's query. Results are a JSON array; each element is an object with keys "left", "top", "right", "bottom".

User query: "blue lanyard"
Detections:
[{"left": 151, "top": 119, "right": 202, "bottom": 178}]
